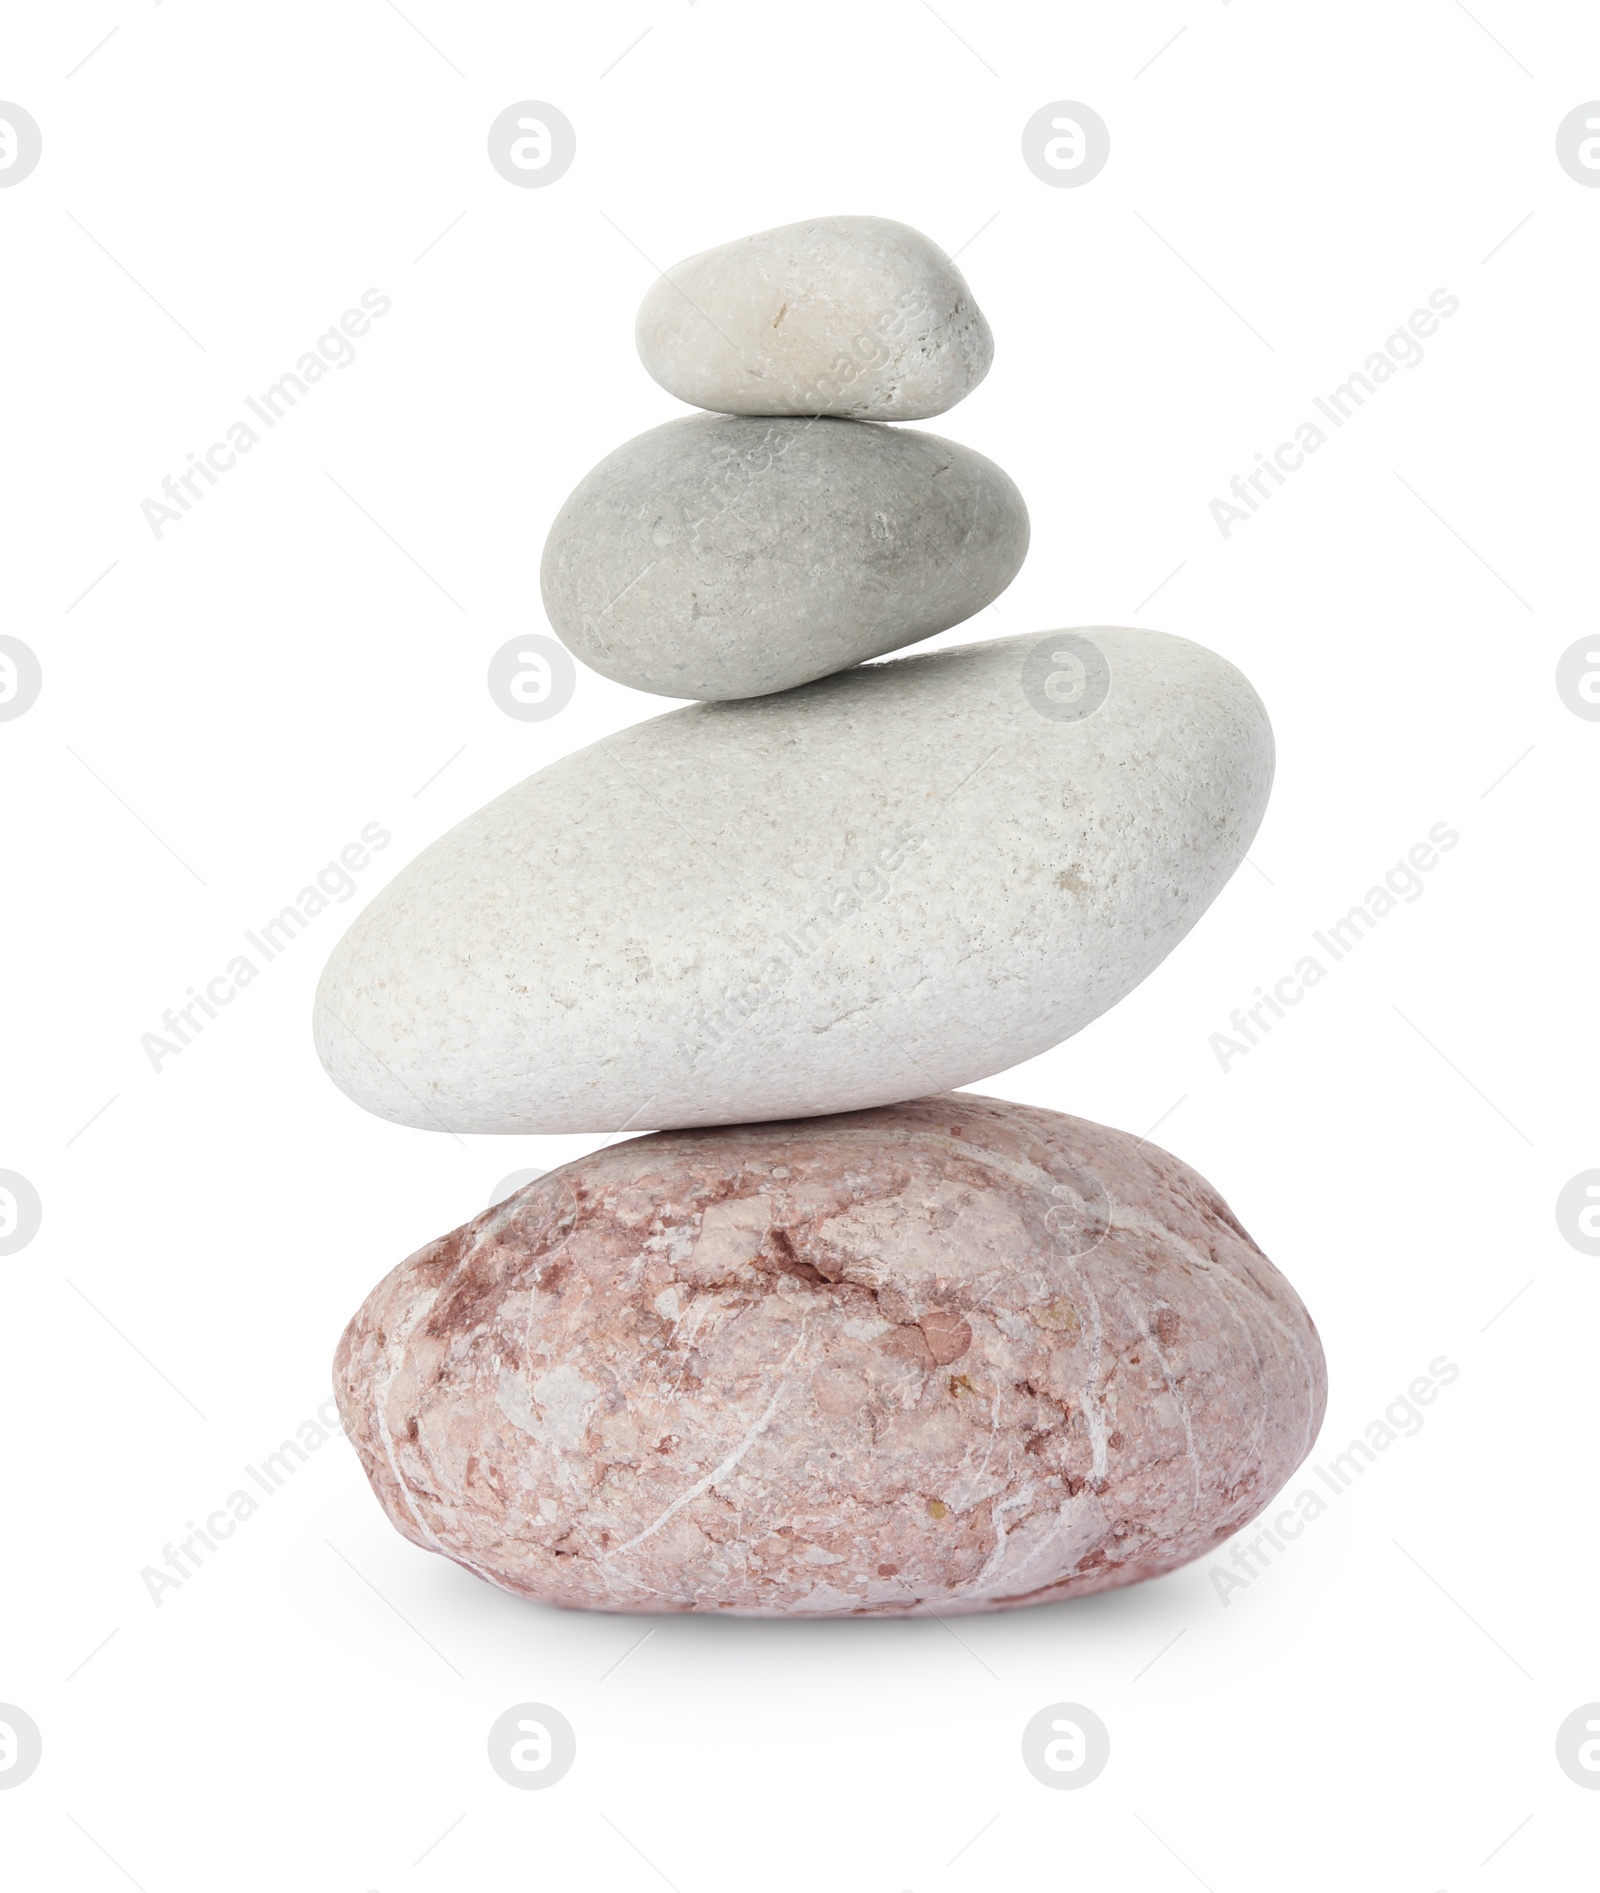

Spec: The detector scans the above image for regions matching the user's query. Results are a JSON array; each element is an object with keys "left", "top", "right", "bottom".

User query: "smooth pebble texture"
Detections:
[
  {"left": 313, "top": 627, "right": 1273, "bottom": 1134},
  {"left": 540, "top": 413, "right": 1028, "bottom": 700},
  {"left": 635, "top": 215, "right": 994, "bottom": 422},
  {"left": 334, "top": 1094, "right": 1327, "bottom": 1616}
]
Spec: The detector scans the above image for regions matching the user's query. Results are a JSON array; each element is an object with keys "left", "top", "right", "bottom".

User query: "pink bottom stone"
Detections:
[{"left": 334, "top": 1094, "right": 1327, "bottom": 1615}]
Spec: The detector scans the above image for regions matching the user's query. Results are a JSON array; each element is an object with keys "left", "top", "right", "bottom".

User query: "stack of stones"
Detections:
[{"left": 316, "top": 217, "right": 1326, "bottom": 1619}]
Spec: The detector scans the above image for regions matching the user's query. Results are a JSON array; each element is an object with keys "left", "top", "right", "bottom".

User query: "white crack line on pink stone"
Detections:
[
  {"left": 376, "top": 1347, "right": 487, "bottom": 1581},
  {"left": 639, "top": 1288, "right": 720, "bottom": 1432},
  {"left": 1201, "top": 1247, "right": 1316, "bottom": 1470},
  {"left": 968, "top": 1479, "right": 1042, "bottom": 1593},
  {"left": 600, "top": 1327, "right": 809, "bottom": 1567},
  {"left": 488, "top": 1184, "right": 648, "bottom": 1595},
  {"left": 371, "top": 1282, "right": 469, "bottom": 1568},
  {"left": 961, "top": 1483, "right": 1108, "bottom": 1603},
  {"left": 1193, "top": 1261, "right": 1271, "bottom": 1467},
  {"left": 372, "top": 1261, "right": 512, "bottom": 1593},
  {"left": 1120, "top": 1211, "right": 1317, "bottom": 1521},
  {"left": 1065, "top": 1263, "right": 1111, "bottom": 1487},
  {"left": 891, "top": 1128, "right": 1117, "bottom": 1485},
  {"left": 892, "top": 1132, "right": 1118, "bottom": 1476},
  {"left": 944, "top": 1367, "right": 1004, "bottom": 1513},
  {"left": 1118, "top": 1206, "right": 1322, "bottom": 1466},
  {"left": 1122, "top": 1290, "right": 1203, "bottom": 1529}
]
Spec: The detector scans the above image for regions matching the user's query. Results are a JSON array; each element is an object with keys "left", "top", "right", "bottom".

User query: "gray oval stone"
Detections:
[
  {"left": 540, "top": 414, "right": 1029, "bottom": 701},
  {"left": 635, "top": 215, "right": 994, "bottom": 422},
  {"left": 313, "top": 628, "right": 1273, "bottom": 1135}
]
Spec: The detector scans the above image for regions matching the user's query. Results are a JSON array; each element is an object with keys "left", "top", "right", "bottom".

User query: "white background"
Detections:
[{"left": 2, "top": 3, "right": 1596, "bottom": 1887}]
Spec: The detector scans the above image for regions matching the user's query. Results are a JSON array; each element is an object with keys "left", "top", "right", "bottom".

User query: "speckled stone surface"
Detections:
[
  {"left": 312, "top": 627, "right": 1273, "bottom": 1135},
  {"left": 334, "top": 1094, "right": 1326, "bottom": 1616},
  {"left": 541, "top": 413, "right": 1028, "bottom": 701},
  {"left": 635, "top": 215, "right": 994, "bottom": 422}
]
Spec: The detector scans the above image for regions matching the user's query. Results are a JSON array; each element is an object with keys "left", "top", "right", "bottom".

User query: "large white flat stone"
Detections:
[{"left": 313, "top": 628, "right": 1272, "bottom": 1133}]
